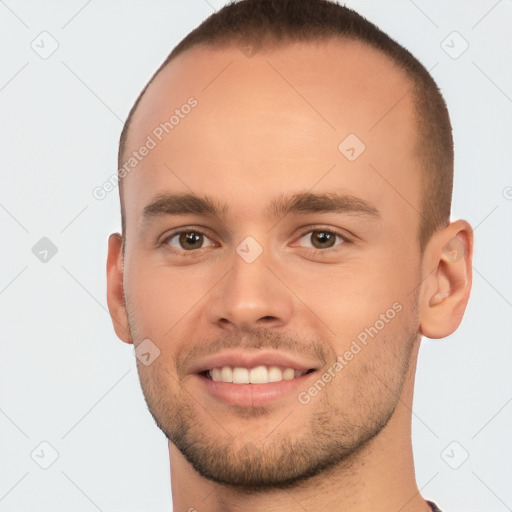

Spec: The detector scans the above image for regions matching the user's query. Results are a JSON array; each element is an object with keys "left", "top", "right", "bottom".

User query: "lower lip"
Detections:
[{"left": 196, "top": 371, "right": 317, "bottom": 407}]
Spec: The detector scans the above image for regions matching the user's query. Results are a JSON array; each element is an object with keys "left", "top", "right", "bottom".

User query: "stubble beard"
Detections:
[{"left": 126, "top": 298, "right": 419, "bottom": 492}]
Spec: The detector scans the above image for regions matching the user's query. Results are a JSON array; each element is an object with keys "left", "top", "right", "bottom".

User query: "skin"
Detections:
[{"left": 106, "top": 38, "right": 473, "bottom": 512}]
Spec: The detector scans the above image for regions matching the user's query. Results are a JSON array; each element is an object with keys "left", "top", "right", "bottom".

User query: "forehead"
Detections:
[
  {"left": 129, "top": 38, "right": 417, "bottom": 146},
  {"left": 123, "top": 38, "right": 421, "bottom": 230}
]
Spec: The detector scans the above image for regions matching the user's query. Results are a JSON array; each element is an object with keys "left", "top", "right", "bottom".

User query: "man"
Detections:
[{"left": 106, "top": 0, "right": 473, "bottom": 510}]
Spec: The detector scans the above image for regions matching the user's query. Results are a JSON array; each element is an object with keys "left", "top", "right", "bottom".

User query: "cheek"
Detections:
[
  {"left": 273, "top": 248, "right": 420, "bottom": 367},
  {"left": 124, "top": 260, "right": 197, "bottom": 340},
  {"left": 319, "top": 297, "right": 417, "bottom": 408},
  {"left": 281, "top": 253, "right": 415, "bottom": 326},
  {"left": 128, "top": 277, "right": 168, "bottom": 328}
]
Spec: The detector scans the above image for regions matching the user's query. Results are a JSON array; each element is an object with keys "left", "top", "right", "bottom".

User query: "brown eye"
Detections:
[
  {"left": 166, "top": 231, "right": 214, "bottom": 251},
  {"left": 311, "top": 231, "right": 336, "bottom": 248},
  {"left": 297, "top": 230, "right": 345, "bottom": 250},
  {"left": 179, "top": 232, "right": 203, "bottom": 250}
]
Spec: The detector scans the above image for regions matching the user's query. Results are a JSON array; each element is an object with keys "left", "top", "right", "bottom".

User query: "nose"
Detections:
[{"left": 206, "top": 247, "right": 294, "bottom": 332}]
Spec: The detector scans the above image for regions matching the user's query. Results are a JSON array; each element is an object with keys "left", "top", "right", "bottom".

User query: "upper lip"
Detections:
[{"left": 190, "top": 350, "right": 322, "bottom": 374}]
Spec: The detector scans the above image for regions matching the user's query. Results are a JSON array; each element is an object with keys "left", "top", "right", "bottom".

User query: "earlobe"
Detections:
[
  {"left": 106, "top": 233, "right": 133, "bottom": 344},
  {"left": 419, "top": 220, "right": 473, "bottom": 339}
]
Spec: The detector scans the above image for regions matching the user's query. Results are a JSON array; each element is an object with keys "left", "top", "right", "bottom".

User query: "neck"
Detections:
[{"left": 169, "top": 344, "right": 430, "bottom": 512}]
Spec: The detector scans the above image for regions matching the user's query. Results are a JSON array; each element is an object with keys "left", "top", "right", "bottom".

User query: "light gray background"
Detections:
[{"left": 0, "top": 1, "right": 511, "bottom": 511}]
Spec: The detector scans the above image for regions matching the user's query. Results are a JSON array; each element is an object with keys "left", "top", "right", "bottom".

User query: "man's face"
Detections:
[{"left": 120, "top": 39, "right": 424, "bottom": 488}]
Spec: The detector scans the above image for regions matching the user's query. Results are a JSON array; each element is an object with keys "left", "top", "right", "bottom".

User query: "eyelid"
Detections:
[
  {"left": 293, "top": 225, "right": 353, "bottom": 246},
  {"left": 160, "top": 226, "right": 219, "bottom": 250}
]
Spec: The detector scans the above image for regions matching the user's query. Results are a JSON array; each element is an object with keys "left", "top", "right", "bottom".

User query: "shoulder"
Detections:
[{"left": 427, "top": 500, "right": 444, "bottom": 512}]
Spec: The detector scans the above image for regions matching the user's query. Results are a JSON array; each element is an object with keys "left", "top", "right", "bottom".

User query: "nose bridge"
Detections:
[
  {"left": 207, "top": 241, "right": 293, "bottom": 330},
  {"left": 230, "top": 248, "right": 270, "bottom": 299}
]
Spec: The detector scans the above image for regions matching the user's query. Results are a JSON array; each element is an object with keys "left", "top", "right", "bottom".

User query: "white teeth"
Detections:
[
  {"left": 268, "top": 366, "right": 283, "bottom": 382},
  {"left": 208, "top": 365, "right": 310, "bottom": 384},
  {"left": 282, "top": 368, "right": 295, "bottom": 380},
  {"left": 220, "top": 366, "right": 233, "bottom": 382},
  {"left": 232, "top": 367, "right": 250, "bottom": 384},
  {"left": 249, "top": 366, "right": 268, "bottom": 384}
]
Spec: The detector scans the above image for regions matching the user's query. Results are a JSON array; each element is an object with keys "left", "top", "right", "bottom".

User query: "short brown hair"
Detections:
[{"left": 119, "top": 0, "right": 453, "bottom": 251}]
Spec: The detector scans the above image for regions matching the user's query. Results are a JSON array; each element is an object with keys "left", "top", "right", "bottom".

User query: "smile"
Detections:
[{"left": 205, "top": 365, "right": 315, "bottom": 384}]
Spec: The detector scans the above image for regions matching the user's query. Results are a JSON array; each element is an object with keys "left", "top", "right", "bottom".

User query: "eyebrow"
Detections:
[{"left": 141, "top": 191, "right": 380, "bottom": 224}]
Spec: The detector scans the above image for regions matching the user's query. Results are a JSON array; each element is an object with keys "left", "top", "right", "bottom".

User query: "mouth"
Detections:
[
  {"left": 190, "top": 351, "right": 322, "bottom": 407},
  {"left": 202, "top": 365, "right": 316, "bottom": 384}
]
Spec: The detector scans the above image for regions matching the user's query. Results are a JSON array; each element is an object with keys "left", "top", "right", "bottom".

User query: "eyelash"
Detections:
[
  {"left": 160, "top": 226, "right": 352, "bottom": 254},
  {"left": 292, "top": 226, "right": 351, "bottom": 255},
  {"left": 161, "top": 228, "right": 218, "bottom": 254}
]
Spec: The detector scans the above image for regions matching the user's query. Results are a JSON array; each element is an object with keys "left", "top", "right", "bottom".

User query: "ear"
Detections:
[
  {"left": 419, "top": 220, "right": 473, "bottom": 339},
  {"left": 106, "top": 233, "right": 133, "bottom": 344}
]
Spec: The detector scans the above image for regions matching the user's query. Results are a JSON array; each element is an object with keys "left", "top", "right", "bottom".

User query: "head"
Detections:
[{"left": 107, "top": 0, "right": 472, "bottom": 491}]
